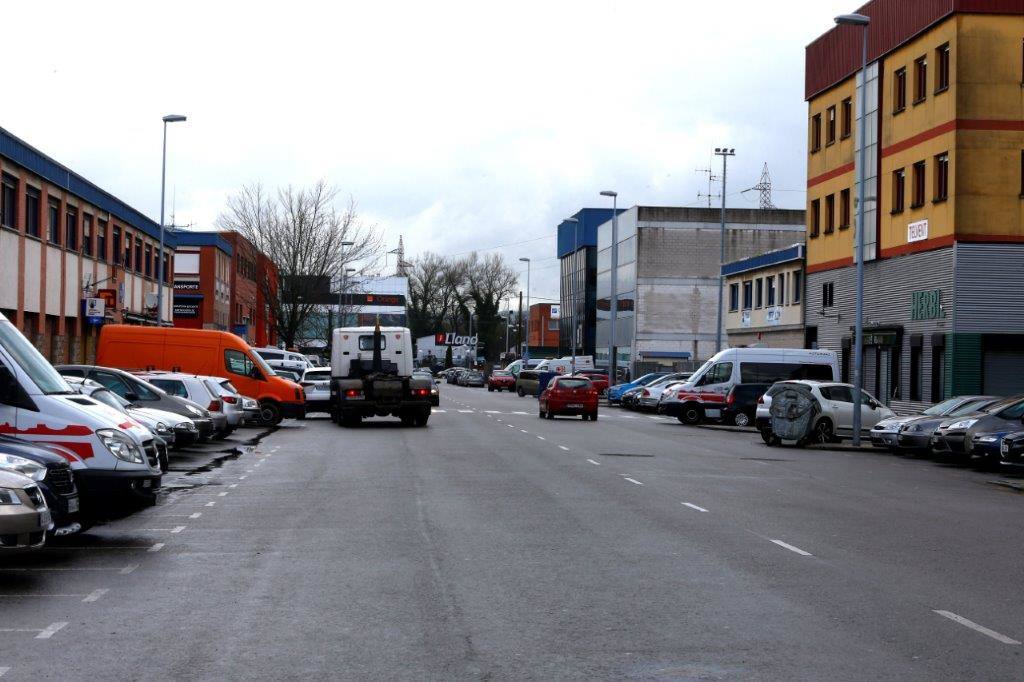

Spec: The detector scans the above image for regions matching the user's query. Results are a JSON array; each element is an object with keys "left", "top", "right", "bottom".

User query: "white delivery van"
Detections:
[
  {"left": 660, "top": 347, "right": 839, "bottom": 425},
  {"left": 0, "top": 313, "right": 162, "bottom": 503},
  {"left": 503, "top": 359, "right": 542, "bottom": 377},
  {"left": 533, "top": 356, "right": 595, "bottom": 374}
]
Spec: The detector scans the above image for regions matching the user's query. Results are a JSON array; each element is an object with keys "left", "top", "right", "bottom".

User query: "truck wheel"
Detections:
[
  {"left": 414, "top": 409, "right": 430, "bottom": 427},
  {"left": 259, "top": 400, "right": 283, "bottom": 426},
  {"left": 488, "top": 386, "right": 494, "bottom": 392},
  {"left": 340, "top": 412, "right": 361, "bottom": 428},
  {"left": 401, "top": 412, "right": 416, "bottom": 426}
]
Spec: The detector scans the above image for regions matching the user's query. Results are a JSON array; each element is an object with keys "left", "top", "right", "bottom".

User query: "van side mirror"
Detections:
[{"left": 0, "top": 365, "right": 16, "bottom": 404}]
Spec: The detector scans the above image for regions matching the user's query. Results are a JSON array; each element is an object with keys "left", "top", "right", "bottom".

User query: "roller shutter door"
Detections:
[{"left": 983, "top": 351, "right": 1024, "bottom": 396}]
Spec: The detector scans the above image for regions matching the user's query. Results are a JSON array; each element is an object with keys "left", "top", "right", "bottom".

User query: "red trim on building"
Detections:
[
  {"left": 956, "top": 233, "right": 1024, "bottom": 243},
  {"left": 881, "top": 119, "right": 1023, "bottom": 158},
  {"left": 806, "top": 256, "right": 854, "bottom": 274},
  {"left": 807, "top": 162, "right": 855, "bottom": 188},
  {"left": 879, "top": 233, "right": 955, "bottom": 257}
]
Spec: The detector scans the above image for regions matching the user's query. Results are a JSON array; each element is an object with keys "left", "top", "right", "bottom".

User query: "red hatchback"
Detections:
[
  {"left": 539, "top": 376, "right": 599, "bottom": 421},
  {"left": 574, "top": 370, "right": 609, "bottom": 395},
  {"left": 487, "top": 370, "right": 516, "bottom": 392}
]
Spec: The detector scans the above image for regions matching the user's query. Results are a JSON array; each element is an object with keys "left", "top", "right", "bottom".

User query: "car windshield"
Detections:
[
  {"left": 951, "top": 399, "right": 997, "bottom": 416},
  {"left": 219, "top": 380, "right": 239, "bottom": 394},
  {"left": 0, "top": 317, "right": 72, "bottom": 395},
  {"left": 90, "top": 388, "right": 130, "bottom": 412},
  {"left": 492, "top": 370, "right": 511, "bottom": 376},
  {"left": 557, "top": 379, "right": 590, "bottom": 389},
  {"left": 923, "top": 397, "right": 965, "bottom": 415}
]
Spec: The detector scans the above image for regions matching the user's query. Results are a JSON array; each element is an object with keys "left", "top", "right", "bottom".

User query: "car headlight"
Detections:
[
  {"left": 0, "top": 488, "right": 23, "bottom": 505},
  {"left": 178, "top": 420, "right": 198, "bottom": 432},
  {"left": 975, "top": 435, "right": 1000, "bottom": 443},
  {"left": 155, "top": 422, "right": 170, "bottom": 435},
  {"left": 0, "top": 453, "right": 47, "bottom": 482},
  {"left": 948, "top": 419, "right": 978, "bottom": 430},
  {"left": 96, "top": 429, "right": 144, "bottom": 464}
]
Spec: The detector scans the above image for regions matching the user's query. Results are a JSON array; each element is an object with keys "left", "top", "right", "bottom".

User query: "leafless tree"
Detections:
[{"left": 216, "top": 181, "right": 383, "bottom": 347}]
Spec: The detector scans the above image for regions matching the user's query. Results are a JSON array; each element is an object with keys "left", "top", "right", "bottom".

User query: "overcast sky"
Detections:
[{"left": 3, "top": 0, "right": 851, "bottom": 304}]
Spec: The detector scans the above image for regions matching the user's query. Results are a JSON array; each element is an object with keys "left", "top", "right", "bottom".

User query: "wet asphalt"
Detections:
[{"left": 1, "top": 385, "right": 1023, "bottom": 680}]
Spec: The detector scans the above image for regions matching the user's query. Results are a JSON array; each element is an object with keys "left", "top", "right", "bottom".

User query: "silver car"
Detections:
[
  {"left": 202, "top": 377, "right": 246, "bottom": 428},
  {"left": 300, "top": 368, "right": 332, "bottom": 415},
  {"left": 0, "top": 470, "right": 50, "bottom": 554},
  {"left": 139, "top": 373, "right": 233, "bottom": 439}
]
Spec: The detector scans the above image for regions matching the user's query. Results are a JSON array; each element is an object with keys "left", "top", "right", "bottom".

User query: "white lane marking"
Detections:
[
  {"left": 934, "top": 610, "right": 1021, "bottom": 645},
  {"left": 189, "top": 512, "right": 202, "bottom": 519},
  {"left": 537, "top": 436, "right": 546, "bottom": 441},
  {"left": 82, "top": 589, "right": 109, "bottom": 603},
  {"left": 218, "top": 492, "right": 229, "bottom": 497},
  {"left": 507, "top": 424, "right": 515, "bottom": 428},
  {"left": 148, "top": 542, "right": 165, "bottom": 553},
  {"left": 171, "top": 526, "right": 186, "bottom": 534},
  {"left": 229, "top": 483, "right": 238, "bottom": 489},
  {"left": 512, "top": 411, "right": 528, "bottom": 415},
  {"left": 586, "top": 459, "right": 601, "bottom": 466},
  {"left": 485, "top": 410, "right": 501, "bottom": 414},
  {"left": 621, "top": 415, "right": 637, "bottom": 419},
  {"left": 558, "top": 446, "right": 570, "bottom": 451},
  {"left": 245, "top": 469, "right": 254, "bottom": 473},
  {"left": 432, "top": 409, "right": 447, "bottom": 413},
  {"left": 682, "top": 502, "right": 709, "bottom": 513},
  {"left": 36, "top": 622, "right": 68, "bottom": 639},
  {"left": 458, "top": 410, "right": 474, "bottom": 413},
  {"left": 239, "top": 475, "right": 247, "bottom": 480},
  {"left": 0, "top": 666, "right": 9, "bottom": 677},
  {"left": 769, "top": 539, "right": 812, "bottom": 556},
  {"left": 120, "top": 564, "right": 140, "bottom": 575},
  {"left": 205, "top": 501, "right": 216, "bottom": 507},
  {"left": 624, "top": 477, "right": 644, "bottom": 486},
  {"left": 520, "top": 429, "right": 529, "bottom": 434}
]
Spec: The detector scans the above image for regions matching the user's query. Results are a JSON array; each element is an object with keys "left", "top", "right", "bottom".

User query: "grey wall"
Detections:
[{"left": 954, "top": 243, "right": 1024, "bottom": 334}]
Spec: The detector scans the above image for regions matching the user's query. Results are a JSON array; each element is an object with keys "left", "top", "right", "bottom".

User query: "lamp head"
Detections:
[
  {"left": 599, "top": 190, "right": 617, "bottom": 198},
  {"left": 835, "top": 13, "right": 870, "bottom": 26},
  {"left": 162, "top": 114, "right": 187, "bottom": 123}
]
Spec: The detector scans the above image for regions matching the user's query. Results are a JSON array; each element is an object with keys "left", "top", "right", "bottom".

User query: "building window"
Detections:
[
  {"left": 841, "top": 98, "right": 852, "bottom": 139},
  {"left": 135, "top": 238, "right": 143, "bottom": 273},
  {"left": 766, "top": 275, "right": 776, "bottom": 306},
  {"left": 779, "top": 272, "right": 787, "bottom": 305},
  {"left": 934, "top": 152, "right": 949, "bottom": 202},
  {"left": 728, "top": 283, "right": 739, "bottom": 312},
  {"left": 935, "top": 43, "right": 950, "bottom": 93},
  {"left": 810, "top": 114, "right": 821, "bottom": 152},
  {"left": 24, "top": 187, "right": 40, "bottom": 238},
  {"left": 48, "top": 200, "right": 60, "bottom": 245},
  {"left": 826, "top": 106, "right": 836, "bottom": 145},
  {"left": 914, "top": 55, "right": 928, "bottom": 103},
  {"left": 97, "top": 219, "right": 107, "bottom": 261},
  {"left": 840, "top": 188, "right": 851, "bottom": 229},
  {"left": 742, "top": 281, "right": 753, "bottom": 310},
  {"left": 163, "top": 252, "right": 171, "bottom": 284},
  {"left": 825, "top": 194, "right": 835, "bottom": 234},
  {"left": 793, "top": 271, "right": 802, "bottom": 304},
  {"left": 144, "top": 244, "right": 152, "bottom": 277},
  {"left": 65, "top": 207, "right": 77, "bottom": 251},
  {"left": 892, "top": 168, "right": 906, "bottom": 213},
  {"left": 112, "top": 227, "right": 121, "bottom": 265},
  {"left": 893, "top": 67, "right": 907, "bottom": 112},
  {"left": 82, "top": 214, "right": 93, "bottom": 256},
  {"left": 912, "top": 161, "right": 926, "bottom": 208},
  {"left": 755, "top": 278, "right": 764, "bottom": 309},
  {"left": 931, "top": 346, "right": 945, "bottom": 402},
  {"left": 124, "top": 233, "right": 132, "bottom": 269},
  {"left": 547, "top": 319, "right": 558, "bottom": 332},
  {"left": 810, "top": 198, "right": 820, "bottom": 237},
  {"left": 910, "top": 344, "right": 923, "bottom": 401},
  {"left": 822, "top": 281, "right": 834, "bottom": 308},
  {"left": 0, "top": 174, "right": 16, "bottom": 229}
]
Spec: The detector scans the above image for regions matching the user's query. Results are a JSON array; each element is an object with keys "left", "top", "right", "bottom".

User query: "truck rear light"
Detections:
[
  {"left": 208, "top": 399, "right": 222, "bottom": 412},
  {"left": 411, "top": 388, "right": 429, "bottom": 397},
  {"left": 344, "top": 389, "right": 363, "bottom": 398}
]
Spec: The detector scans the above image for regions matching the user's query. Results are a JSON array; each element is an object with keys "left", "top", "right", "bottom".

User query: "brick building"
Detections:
[
  {"left": 0, "top": 126, "right": 176, "bottom": 363},
  {"left": 527, "top": 302, "right": 560, "bottom": 357},
  {"left": 595, "top": 206, "right": 806, "bottom": 376}
]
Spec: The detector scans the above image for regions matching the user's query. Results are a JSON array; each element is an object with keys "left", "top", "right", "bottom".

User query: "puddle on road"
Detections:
[{"left": 161, "top": 427, "right": 275, "bottom": 494}]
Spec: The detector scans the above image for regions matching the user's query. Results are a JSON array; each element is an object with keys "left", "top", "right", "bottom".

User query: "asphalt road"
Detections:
[{"left": 2, "top": 384, "right": 1024, "bottom": 680}]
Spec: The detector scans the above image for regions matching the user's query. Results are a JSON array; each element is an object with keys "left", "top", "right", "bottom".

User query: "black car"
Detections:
[
  {"left": 999, "top": 430, "right": 1024, "bottom": 464},
  {"left": 931, "top": 395, "right": 1024, "bottom": 458},
  {"left": 0, "top": 435, "right": 81, "bottom": 536},
  {"left": 57, "top": 365, "right": 215, "bottom": 442},
  {"left": 894, "top": 396, "right": 1000, "bottom": 453},
  {"left": 721, "top": 383, "right": 771, "bottom": 427}
]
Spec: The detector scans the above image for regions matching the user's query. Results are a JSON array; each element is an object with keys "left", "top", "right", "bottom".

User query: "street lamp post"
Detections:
[
  {"left": 836, "top": 12, "right": 871, "bottom": 446},
  {"left": 337, "top": 241, "right": 355, "bottom": 329},
  {"left": 599, "top": 191, "right": 618, "bottom": 380},
  {"left": 714, "top": 147, "right": 735, "bottom": 354},
  {"left": 519, "top": 258, "right": 531, "bottom": 363},
  {"left": 563, "top": 216, "right": 580, "bottom": 373},
  {"left": 156, "top": 114, "right": 186, "bottom": 327}
]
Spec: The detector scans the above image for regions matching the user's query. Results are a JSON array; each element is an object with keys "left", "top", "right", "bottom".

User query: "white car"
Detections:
[
  {"left": 756, "top": 380, "right": 894, "bottom": 445},
  {"left": 253, "top": 348, "right": 310, "bottom": 374},
  {"left": 299, "top": 368, "right": 331, "bottom": 415},
  {"left": 138, "top": 373, "right": 235, "bottom": 439},
  {"left": 638, "top": 377, "right": 688, "bottom": 411}
]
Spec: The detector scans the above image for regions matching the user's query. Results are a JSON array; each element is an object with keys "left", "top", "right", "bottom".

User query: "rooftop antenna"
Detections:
[
  {"left": 746, "top": 162, "right": 776, "bottom": 209},
  {"left": 695, "top": 162, "right": 720, "bottom": 208}
]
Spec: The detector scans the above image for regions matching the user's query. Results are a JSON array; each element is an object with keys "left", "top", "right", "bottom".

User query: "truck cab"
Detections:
[{"left": 330, "top": 326, "right": 433, "bottom": 427}]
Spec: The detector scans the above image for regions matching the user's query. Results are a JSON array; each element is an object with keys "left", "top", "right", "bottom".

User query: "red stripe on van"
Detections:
[
  {"left": 48, "top": 441, "right": 95, "bottom": 460},
  {"left": 0, "top": 422, "right": 93, "bottom": 436}
]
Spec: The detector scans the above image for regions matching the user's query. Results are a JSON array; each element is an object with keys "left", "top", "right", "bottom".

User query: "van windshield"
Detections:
[
  {"left": 250, "top": 351, "right": 276, "bottom": 377},
  {"left": 0, "top": 317, "right": 72, "bottom": 395}
]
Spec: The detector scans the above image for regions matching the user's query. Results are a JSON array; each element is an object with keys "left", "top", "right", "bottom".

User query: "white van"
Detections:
[
  {"left": 252, "top": 347, "right": 310, "bottom": 375},
  {"left": 503, "top": 358, "right": 542, "bottom": 377},
  {"left": 661, "top": 347, "right": 839, "bottom": 425},
  {"left": 0, "top": 313, "right": 162, "bottom": 504},
  {"left": 533, "top": 356, "right": 595, "bottom": 374}
]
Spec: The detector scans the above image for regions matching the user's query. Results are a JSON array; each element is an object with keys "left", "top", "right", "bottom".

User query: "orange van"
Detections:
[{"left": 96, "top": 326, "right": 304, "bottom": 425}]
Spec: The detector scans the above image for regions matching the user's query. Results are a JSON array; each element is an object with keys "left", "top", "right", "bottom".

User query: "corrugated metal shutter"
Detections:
[{"left": 983, "top": 351, "right": 1024, "bottom": 396}]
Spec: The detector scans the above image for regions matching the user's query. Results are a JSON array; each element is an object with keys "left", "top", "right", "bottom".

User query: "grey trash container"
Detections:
[{"left": 769, "top": 384, "right": 820, "bottom": 442}]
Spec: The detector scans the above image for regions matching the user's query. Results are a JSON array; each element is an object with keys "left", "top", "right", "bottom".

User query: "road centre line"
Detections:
[
  {"left": 218, "top": 492, "right": 229, "bottom": 497},
  {"left": 623, "top": 477, "right": 644, "bottom": 486},
  {"left": 229, "top": 483, "right": 238, "bottom": 489},
  {"left": 189, "top": 513, "right": 202, "bottom": 519},
  {"left": 769, "top": 539, "right": 812, "bottom": 556},
  {"left": 82, "top": 589, "right": 109, "bottom": 603},
  {"left": 682, "top": 502, "right": 709, "bottom": 512},
  {"left": 933, "top": 610, "right": 1021, "bottom": 645},
  {"left": 36, "top": 622, "right": 68, "bottom": 639},
  {"left": 537, "top": 436, "right": 546, "bottom": 440},
  {"left": 559, "top": 446, "right": 570, "bottom": 451},
  {"left": 148, "top": 543, "right": 165, "bottom": 553},
  {"left": 586, "top": 459, "right": 601, "bottom": 466},
  {"left": 512, "top": 411, "right": 528, "bottom": 415},
  {"left": 205, "top": 501, "right": 216, "bottom": 507},
  {"left": 520, "top": 429, "right": 529, "bottom": 434},
  {"left": 171, "top": 526, "right": 186, "bottom": 534},
  {"left": 485, "top": 410, "right": 501, "bottom": 413},
  {"left": 458, "top": 410, "right": 474, "bottom": 413}
]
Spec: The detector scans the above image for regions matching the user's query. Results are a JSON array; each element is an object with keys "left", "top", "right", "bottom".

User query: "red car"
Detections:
[
  {"left": 574, "top": 370, "right": 609, "bottom": 395},
  {"left": 538, "top": 376, "right": 599, "bottom": 421},
  {"left": 487, "top": 370, "right": 516, "bottom": 392}
]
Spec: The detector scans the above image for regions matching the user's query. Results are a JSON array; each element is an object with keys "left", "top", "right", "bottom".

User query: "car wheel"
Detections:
[
  {"left": 259, "top": 400, "right": 283, "bottom": 426},
  {"left": 488, "top": 386, "right": 494, "bottom": 392},
  {"left": 734, "top": 412, "right": 750, "bottom": 427},
  {"left": 546, "top": 410, "right": 555, "bottom": 420},
  {"left": 517, "top": 387, "right": 525, "bottom": 397},
  {"left": 679, "top": 403, "right": 703, "bottom": 425},
  {"left": 340, "top": 412, "right": 361, "bottom": 428},
  {"left": 588, "top": 412, "right": 598, "bottom": 421},
  {"left": 810, "top": 418, "right": 834, "bottom": 445}
]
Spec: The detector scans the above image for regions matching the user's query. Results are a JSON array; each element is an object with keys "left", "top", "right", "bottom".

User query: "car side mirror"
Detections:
[
  {"left": 0, "top": 365, "right": 16, "bottom": 404},
  {"left": 868, "top": 399, "right": 878, "bottom": 409}
]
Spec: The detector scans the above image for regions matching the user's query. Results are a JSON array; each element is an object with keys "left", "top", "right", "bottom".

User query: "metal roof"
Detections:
[
  {"left": 721, "top": 243, "right": 805, "bottom": 277},
  {"left": 174, "top": 230, "right": 234, "bottom": 256}
]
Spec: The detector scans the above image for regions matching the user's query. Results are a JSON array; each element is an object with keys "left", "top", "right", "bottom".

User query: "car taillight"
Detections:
[
  {"left": 590, "top": 390, "right": 598, "bottom": 397},
  {"left": 208, "top": 399, "right": 222, "bottom": 412},
  {"left": 345, "top": 388, "right": 362, "bottom": 398},
  {"left": 727, "top": 392, "right": 735, "bottom": 406},
  {"left": 642, "top": 389, "right": 650, "bottom": 397},
  {"left": 757, "top": 396, "right": 765, "bottom": 405},
  {"left": 411, "top": 388, "right": 430, "bottom": 397},
  {"left": 222, "top": 395, "right": 238, "bottom": 404}
]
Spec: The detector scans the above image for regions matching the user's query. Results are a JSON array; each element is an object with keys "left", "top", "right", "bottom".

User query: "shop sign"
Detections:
[
  {"left": 911, "top": 289, "right": 945, "bottom": 320},
  {"left": 765, "top": 306, "right": 782, "bottom": 325},
  {"left": 84, "top": 298, "right": 105, "bottom": 325},
  {"left": 907, "top": 219, "right": 928, "bottom": 243},
  {"left": 864, "top": 331, "right": 898, "bottom": 346},
  {"left": 175, "top": 281, "right": 201, "bottom": 291},
  {"left": 174, "top": 302, "right": 200, "bottom": 318},
  {"left": 549, "top": 304, "right": 561, "bottom": 320},
  {"left": 434, "top": 332, "right": 478, "bottom": 346},
  {"left": 97, "top": 288, "right": 117, "bottom": 310}
]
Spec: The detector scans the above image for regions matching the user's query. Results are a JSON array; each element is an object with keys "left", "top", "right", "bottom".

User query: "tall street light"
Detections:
[
  {"left": 337, "top": 241, "right": 355, "bottom": 328},
  {"left": 157, "top": 114, "right": 186, "bottom": 327},
  {"left": 836, "top": 11, "right": 870, "bottom": 445},
  {"left": 563, "top": 216, "right": 580, "bottom": 373},
  {"left": 714, "top": 147, "right": 735, "bottom": 355},
  {"left": 519, "top": 258, "right": 531, "bottom": 362},
  {"left": 599, "top": 190, "right": 618, "bottom": 380}
]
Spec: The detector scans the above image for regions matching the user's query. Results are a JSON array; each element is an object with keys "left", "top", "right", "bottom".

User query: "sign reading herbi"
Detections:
[{"left": 907, "top": 219, "right": 928, "bottom": 243}]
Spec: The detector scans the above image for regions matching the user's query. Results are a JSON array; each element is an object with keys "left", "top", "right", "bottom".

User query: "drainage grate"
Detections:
[{"left": 599, "top": 453, "right": 655, "bottom": 458}]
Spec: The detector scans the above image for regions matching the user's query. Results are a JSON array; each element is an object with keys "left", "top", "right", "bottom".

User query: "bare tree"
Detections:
[
  {"left": 463, "top": 253, "right": 518, "bottom": 363},
  {"left": 216, "top": 181, "right": 383, "bottom": 347}
]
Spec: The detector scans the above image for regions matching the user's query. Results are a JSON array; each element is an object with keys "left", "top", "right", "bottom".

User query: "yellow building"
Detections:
[
  {"left": 723, "top": 244, "right": 806, "bottom": 349},
  {"left": 804, "top": 1, "right": 1024, "bottom": 408}
]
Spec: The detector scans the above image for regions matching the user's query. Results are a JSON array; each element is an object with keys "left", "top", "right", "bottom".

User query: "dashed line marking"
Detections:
[
  {"left": 205, "top": 501, "right": 216, "bottom": 507},
  {"left": 458, "top": 410, "right": 474, "bottom": 413},
  {"left": 520, "top": 429, "right": 529, "bottom": 434},
  {"left": 507, "top": 424, "right": 515, "bottom": 428},
  {"left": 432, "top": 409, "right": 447, "bottom": 413},
  {"left": 189, "top": 513, "right": 202, "bottom": 519},
  {"left": 624, "top": 477, "right": 644, "bottom": 486},
  {"left": 239, "top": 475, "right": 247, "bottom": 480},
  {"left": 512, "top": 411, "right": 528, "bottom": 415},
  {"left": 586, "top": 459, "right": 601, "bottom": 466},
  {"left": 934, "top": 610, "right": 1021, "bottom": 645},
  {"left": 682, "top": 502, "right": 709, "bottom": 513},
  {"left": 171, "top": 526, "right": 186, "bottom": 534},
  {"left": 119, "top": 564, "right": 140, "bottom": 575},
  {"left": 558, "top": 446, "right": 570, "bottom": 451},
  {"left": 82, "top": 589, "right": 109, "bottom": 603},
  {"left": 769, "top": 539, "right": 812, "bottom": 556},
  {"left": 229, "top": 484, "right": 238, "bottom": 489},
  {"left": 537, "top": 436, "right": 546, "bottom": 440},
  {"left": 36, "top": 622, "right": 68, "bottom": 639},
  {"left": 148, "top": 543, "right": 165, "bottom": 553},
  {"left": 218, "top": 492, "right": 229, "bottom": 497},
  {"left": 0, "top": 666, "right": 9, "bottom": 677}
]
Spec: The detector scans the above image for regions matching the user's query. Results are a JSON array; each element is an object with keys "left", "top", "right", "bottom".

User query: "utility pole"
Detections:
[
  {"left": 517, "top": 291, "right": 523, "bottom": 359},
  {"left": 714, "top": 147, "right": 736, "bottom": 355}
]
